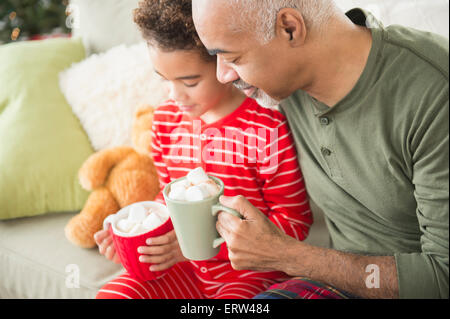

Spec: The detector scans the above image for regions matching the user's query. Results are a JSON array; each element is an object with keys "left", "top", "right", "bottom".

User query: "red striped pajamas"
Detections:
[
  {"left": 96, "top": 97, "right": 313, "bottom": 299},
  {"left": 97, "top": 262, "right": 278, "bottom": 299}
]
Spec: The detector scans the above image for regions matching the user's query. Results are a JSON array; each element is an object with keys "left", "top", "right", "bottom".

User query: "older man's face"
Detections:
[{"left": 192, "top": 0, "right": 298, "bottom": 107}]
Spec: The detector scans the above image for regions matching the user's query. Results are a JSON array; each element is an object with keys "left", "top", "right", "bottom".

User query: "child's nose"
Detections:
[
  {"left": 216, "top": 56, "right": 240, "bottom": 84},
  {"left": 168, "top": 83, "right": 187, "bottom": 102}
]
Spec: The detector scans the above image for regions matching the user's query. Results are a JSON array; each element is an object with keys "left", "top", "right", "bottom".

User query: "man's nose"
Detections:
[{"left": 216, "top": 56, "right": 240, "bottom": 84}]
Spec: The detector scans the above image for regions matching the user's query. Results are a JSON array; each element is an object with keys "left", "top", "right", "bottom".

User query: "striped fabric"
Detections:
[
  {"left": 152, "top": 97, "right": 312, "bottom": 237},
  {"left": 96, "top": 262, "right": 278, "bottom": 299},
  {"left": 150, "top": 98, "right": 313, "bottom": 283},
  {"left": 97, "top": 97, "right": 313, "bottom": 299}
]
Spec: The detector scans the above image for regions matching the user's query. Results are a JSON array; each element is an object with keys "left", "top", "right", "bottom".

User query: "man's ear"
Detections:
[{"left": 275, "top": 8, "right": 307, "bottom": 47}]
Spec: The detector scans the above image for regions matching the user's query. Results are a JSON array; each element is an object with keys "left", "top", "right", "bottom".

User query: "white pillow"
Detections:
[
  {"left": 335, "top": 0, "right": 449, "bottom": 38},
  {"left": 69, "top": 0, "right": 143, "bottom": 55},
  {"left": 59, "top": 42, "right": 168, "bottom": 151}
]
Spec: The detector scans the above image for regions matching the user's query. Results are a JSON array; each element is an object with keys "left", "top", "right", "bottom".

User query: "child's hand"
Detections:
[
  {"left": 137, "top": 230, "right": 187, "bottom": 271},
  {"left": 94, "top": 229, "right": 121, "bottom": 264}
]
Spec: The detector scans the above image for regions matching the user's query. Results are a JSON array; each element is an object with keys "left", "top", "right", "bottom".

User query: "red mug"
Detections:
[{"left": 103, "top": 201, "right": 174, "bottom": 281}]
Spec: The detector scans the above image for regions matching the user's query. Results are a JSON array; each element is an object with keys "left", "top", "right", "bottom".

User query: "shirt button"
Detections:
[
  {"left": 200, "top": 134, "right": 207, "bottom": 141},
  {"left": 321, "top": 147, "right": 332, "bottom": 157},
  {"left": 319, "top": 117, "right": 330, "bottom": 125},
  {"left": 200, "top": 267, "right": 208, "bottom": 273}
]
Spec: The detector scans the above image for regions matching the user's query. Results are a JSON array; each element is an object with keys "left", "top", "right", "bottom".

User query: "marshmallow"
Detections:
[
  {"left": 129, "top": 223, "right": 148, "bottom": 235},
  {"left": 142, "top": 210, "right": 166, "bottom": 230},
  {"left": 168, "top": 168, "right": 221, "bottom": 201},
  {"left": 185, "top": 185, "right": 210, "bottom": 201},
  {"left": 168, "top": 179, "right": 192, "bottom": 201},
  {"left": 128, "top": 204, "right": 147, "bottom": 223},
  {"left": 169, "top": 186, "right": 187, "bottom": 201},
  {"left": 115, "top": 205, "right": 169, "bottom": 235},
  {"left": 187, "top": 167, "right": 209, "bottom": 185},
  {"left": 117, "top": 219, "right": 136, "bottom": 233},
  {"left": 198, "top": 180, "right": 221, "bottom": 197},
  {"left": 171, "top": 179, "right": 191, "bottom": 191}
]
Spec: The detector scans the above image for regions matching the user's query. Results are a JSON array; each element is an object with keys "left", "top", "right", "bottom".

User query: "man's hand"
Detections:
[
  {"left": 137, "top": 230, "right": 187, "bottom": 271},
  {"left": 216, "top": 195, "right": 297, "bottom": 272}
]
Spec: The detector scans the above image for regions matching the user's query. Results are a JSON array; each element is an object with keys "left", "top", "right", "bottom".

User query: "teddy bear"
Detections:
[{"left": 64, "top": 106, "right": 160, "bottom": 248}]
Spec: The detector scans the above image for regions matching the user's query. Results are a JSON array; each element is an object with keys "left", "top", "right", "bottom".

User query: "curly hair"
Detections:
[{"left": 133, "top": 0, "right": 214, "bottom": 62}]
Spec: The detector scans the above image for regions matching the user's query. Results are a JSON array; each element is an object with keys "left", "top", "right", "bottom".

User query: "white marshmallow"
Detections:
[
  {"left": 169, "top": 186, "right": 187, "bottom": 201},
  {"left": 185, "top": 185, "right": 210, "bottom": 201},
  {"left": 142, "top": 211, "right": 166, "bottom": 230},
  {"left": 128, "top": 204, "right": 147, "bottom": 223},
  {"left": 171, "top": 179, "right": 191, "bottom": 191},
  {"left": 115, "top": 205, "right": 169, "bottom": 235},
  {"left": 198, "top": 180, "right": 221, "bottom": 197},
  {"left": 117, "top": 219, "right": 136, "bottom": 233},
  {"left": 187, "top": 167, "right": 209, "bottom": 185},
  {"left": 129, "top": 223, "right": 148, "bottom": 235}
]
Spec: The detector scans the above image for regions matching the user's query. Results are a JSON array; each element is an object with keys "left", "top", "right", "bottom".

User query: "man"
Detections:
[{"left": 192, "top": 0, "right": 449, "bottom": 298}]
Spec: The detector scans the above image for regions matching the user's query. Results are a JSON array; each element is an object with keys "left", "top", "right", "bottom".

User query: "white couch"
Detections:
[{"left": 0, "top": 0, "right": 448, "bottom": 299}]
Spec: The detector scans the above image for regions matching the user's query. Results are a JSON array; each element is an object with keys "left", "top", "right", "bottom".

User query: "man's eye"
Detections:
[{"left": 184, "top": 82, "right": 199, "bottom": 88}]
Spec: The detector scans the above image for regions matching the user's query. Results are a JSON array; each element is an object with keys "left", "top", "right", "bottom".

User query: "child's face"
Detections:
[{"left": 149, "top": 47, "right": 230, "bottom": 118}]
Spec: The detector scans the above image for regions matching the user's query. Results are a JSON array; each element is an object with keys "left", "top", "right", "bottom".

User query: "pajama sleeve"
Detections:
[{"left": 257, "top": 120, "right": 313, "bottom": 241}]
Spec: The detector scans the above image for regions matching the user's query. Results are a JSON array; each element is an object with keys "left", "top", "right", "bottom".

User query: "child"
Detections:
[{"left": 95, "top": 0, "right": 312, "bottom": 299}]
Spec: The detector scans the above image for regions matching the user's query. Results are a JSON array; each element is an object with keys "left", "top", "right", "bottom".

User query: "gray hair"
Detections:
[{"left": 228, "top": 0, "right": 337, "bottom": 43}]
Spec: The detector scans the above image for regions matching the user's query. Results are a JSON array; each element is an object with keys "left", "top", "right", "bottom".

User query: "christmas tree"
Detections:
[{"left": 0, "top": 0, "right": 70, "bottom": 44}]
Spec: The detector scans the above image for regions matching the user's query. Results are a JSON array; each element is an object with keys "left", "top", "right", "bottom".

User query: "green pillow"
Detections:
[{"left": 0, "top": 38, "right": 94, "bottom": 220}]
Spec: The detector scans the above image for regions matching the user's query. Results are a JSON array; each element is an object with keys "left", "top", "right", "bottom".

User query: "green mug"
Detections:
[{"left": 163, "top": 176, "right": 242, "bottom": 261}]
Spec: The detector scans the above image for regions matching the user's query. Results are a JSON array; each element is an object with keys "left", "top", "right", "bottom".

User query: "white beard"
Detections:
[
  {"left": 252, "top": 88, "right": 280, "bottom": 108},
  {"left": 232, "top": 79, "right": 280, "bottom": 108}
]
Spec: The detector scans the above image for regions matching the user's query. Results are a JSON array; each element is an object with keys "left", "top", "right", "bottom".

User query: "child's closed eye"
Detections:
[{"left": 184, "top": 82, "right": 199, "bottom": 88}]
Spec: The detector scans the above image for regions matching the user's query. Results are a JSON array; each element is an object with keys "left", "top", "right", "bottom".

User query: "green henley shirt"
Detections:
[{"left": 280, "top": 9, "right": 449, "bottom": 299}]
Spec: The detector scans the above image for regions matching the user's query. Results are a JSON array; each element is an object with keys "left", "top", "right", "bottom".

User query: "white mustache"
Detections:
[{"left": 233, "top": 79, "right": 253, "bottom": 91}]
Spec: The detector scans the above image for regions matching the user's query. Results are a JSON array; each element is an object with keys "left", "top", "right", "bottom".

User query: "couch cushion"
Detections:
[
  {"left": 0, "top": 212, "right": 124, "bottom": 299},
  {"left": 0, "top": 37, "right": 94, "bottom": 220},
  {"left": 0, "top": 209, "right": 329, "bottom": 299}
]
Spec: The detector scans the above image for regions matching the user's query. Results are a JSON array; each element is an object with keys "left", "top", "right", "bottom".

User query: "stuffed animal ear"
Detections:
[{"left": 134, "top": 104, "right": 154, "bottom": 119}]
